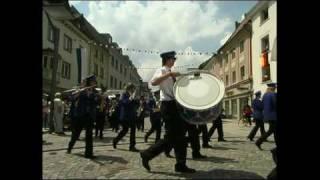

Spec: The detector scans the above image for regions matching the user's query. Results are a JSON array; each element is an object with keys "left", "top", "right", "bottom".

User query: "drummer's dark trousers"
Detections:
[
  {"left": 141, "top": 101, "right": 187, "bottom": 166},
  {"left": 198, "top": 124, "right": 210, "bottom": 146}
]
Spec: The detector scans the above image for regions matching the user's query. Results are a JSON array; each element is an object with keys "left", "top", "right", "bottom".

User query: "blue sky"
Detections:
[{"left": 68, "top": 1, "right": 257, "bottom": 81}]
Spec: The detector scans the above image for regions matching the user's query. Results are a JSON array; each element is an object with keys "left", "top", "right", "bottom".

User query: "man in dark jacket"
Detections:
[
  {"left": 67, "top": 75, "right": 99, "bottom": 159},
  {"left": 112, "top": 83, "right": 139, "bottom": 152},
  {"left": 247, "top": 91, "right": 266, "bottom": 141},
  {"left": 256, "top": 83, "right": 277, "bottom": 150}
]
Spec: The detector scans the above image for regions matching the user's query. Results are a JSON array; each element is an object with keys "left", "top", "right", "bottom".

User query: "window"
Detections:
[
  {"left": 63, "top": 34, "right": 72, "bottom": 53},
  {"left": 261, "top": 35, "right": 271, "bottom": 82},
  {"left": 240, "top": 66, "right": 245, "bottom": 80},
  {"left": 111, "top": 56, "right": 114, "bottom": 67},
  {"left": 61, "top": 61, "right": 71, "bottom": 79},
  {"left": 48, "top": 23, "right": 54, "bottom": 42},
  {"left": 95, "top": 49, "right": 98, "bottom": 58},
  {"left": 224, "top": 101, "right": 230, "bottom": 117},
  {"left": 101, "top": 54, "right": 103, "bottom": 63},
  {"left": 50, "top": 57, "right": 54, "bottom": 69},
  {"left": 240, "top": 40, "right": 244, "bottom": 53},
  {"left": 120, "top": 81, "right": 122, "bottom": 89},
  {"left": 114, "top": 78, "right": 117, "bottom": 89},
  {"left": 232, "top": 71, "right": 236, "bottom": 83},
  {"left": 94, "top": 64, "right": 98, "bottom": 76},
  {"left": 110, "top": 76, "right": 113, "bottom": 88},
  {"left": 231, "top": 99, "right": 237, "bottom": 117},
  {"left": 116, "top": 60, "right": 118, "bottom": 70},
  {"left": 261, "top": 8, "right": 269, "bottom": 24},
  {"left": 261, "top": 35, "right": 269, "bottom": 53},
  {"left": 43, "top": 56, "right": 48, "bottom": 68},
  {"left": 100, "top": 67, "right": 104, "bottom": 78},
  {"left": 232, "top": 49, "right": 236, "bottom": 59},
  {"left": 225, "top": 55, "right": 228, "bottom": 65},
  {"left": 225, "top": 75, "right": 229, "bottom": 86},
  {"left": 120, "top": 64, "right": 123, "bottom": 74},
  {"left": 124, "top": 68, "right": 127, "bottom": 76}
]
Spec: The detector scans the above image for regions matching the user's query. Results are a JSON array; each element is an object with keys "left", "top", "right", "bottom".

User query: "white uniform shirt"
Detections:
[{"left": 151, "top": 66, "right": 175, "bottom": 101}]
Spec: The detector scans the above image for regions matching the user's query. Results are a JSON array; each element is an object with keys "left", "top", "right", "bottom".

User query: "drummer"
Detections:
[{"left": 140, "top": 51, "right": 196, "bottom": 173}]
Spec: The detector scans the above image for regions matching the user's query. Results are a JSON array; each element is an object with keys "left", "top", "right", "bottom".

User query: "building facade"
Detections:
[{"left": 249, "top": 1, "right": 277, "bottom": 94}]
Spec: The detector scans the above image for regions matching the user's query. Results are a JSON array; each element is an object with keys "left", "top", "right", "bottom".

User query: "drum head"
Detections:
[{"left": 174, "top": 71, "right": 225, "bottom": 111}]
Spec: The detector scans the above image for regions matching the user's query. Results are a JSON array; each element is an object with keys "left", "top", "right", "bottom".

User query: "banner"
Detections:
[{"left": 76, "top": 48, "right": 88, "bottom": 84}]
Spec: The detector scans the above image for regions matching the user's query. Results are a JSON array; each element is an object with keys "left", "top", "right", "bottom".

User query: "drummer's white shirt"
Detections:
[{"left": 151, "top": 66, "right": 176, "bottom": 101}]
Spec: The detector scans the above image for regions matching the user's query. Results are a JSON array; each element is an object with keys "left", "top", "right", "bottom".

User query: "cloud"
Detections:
[
  {"left": 84, "top": 1, "right": 232, "bottom": 81},
  {"left": 220, "top": 31, "right": 232, "bottom": 45}
]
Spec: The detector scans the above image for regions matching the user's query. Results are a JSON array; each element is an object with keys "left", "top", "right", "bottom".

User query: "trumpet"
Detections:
[{"left": 71, "top": 84, "right": 97, "bottom": 95}]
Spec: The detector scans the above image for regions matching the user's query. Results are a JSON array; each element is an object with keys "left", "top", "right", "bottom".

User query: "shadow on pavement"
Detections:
[
  {"left": 210, "top": 146, "right": 238, "bottom": 150},
  {"left": 73, "top": 153, "right": 129, "bottom": 165},
  {"left": 151, "top": 169, "right": 265, "bottom": 179},
  {"left": 93, "top": 136, "right": 113, "bottom": 143},
  {"left": 186, "top": 156, "right": 238, "bottom": 163}
]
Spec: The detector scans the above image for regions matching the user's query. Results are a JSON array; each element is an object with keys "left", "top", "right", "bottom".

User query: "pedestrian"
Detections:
[
  {"left": 112, "top": 83, "right": 139, "bottom": 152},
  {"left": 255, "top": 82, "right": 277, "bottom": 150},
  {"left": 140, "top": 51, "right": 196, "bottom": 173},
  {"left": 53, "top": 92, "right": 65, "bottom": 134},
  {"left": 42, "top": 94, "right": 49, "bottom": 130},
  {"left": 243, "top": 105, "right": 253, "bottom": 126},
  {"left": 207, "top": 109, "right": 227, "bottom": 142},
  {"left": 67, "top": 75, "right": 99, "bottom": 159},
  {"left": 247, "top": 91, "right": 266, "bottom": 141},
  {"left": 144, "top": 91, "right": 162, "bottom": 143}
]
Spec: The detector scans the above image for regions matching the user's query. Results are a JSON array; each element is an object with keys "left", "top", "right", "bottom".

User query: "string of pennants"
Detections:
[{"left": 78, "top": 40, "right": 215, "bottom": 56}]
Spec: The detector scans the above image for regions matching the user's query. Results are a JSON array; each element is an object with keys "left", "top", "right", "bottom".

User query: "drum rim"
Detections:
[{"left": 173, "top": 71, "right": 225, "bottom": 111}]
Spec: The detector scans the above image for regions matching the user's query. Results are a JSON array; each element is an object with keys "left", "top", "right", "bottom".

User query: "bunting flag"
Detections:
[
  {"left": 76, "top": 48, "right": 88, "bottom": 84},
  {"left": 260, "top": 51, "right": 268, "bottom": 68}
]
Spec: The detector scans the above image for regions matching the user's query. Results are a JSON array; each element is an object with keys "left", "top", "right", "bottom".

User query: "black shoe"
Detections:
[
  {"left": 247, "top": 137, "right": 254, "bottom": 141},
  {"left": 218, "top": 139, "right": 227, "bottom": 142},
  {"left": 255, "top": 142, "right": 262, "bottom": 150},
  {"left": 85, "top": 155, "right": 97, "bottom": 159},
  {"left": 165, "top": 152, "right": 173, "bottom": 158},
  {"left": 66, "top": 148, "right": 71, "bottom": 154},
  {"left": 202, "top": 144, "right": 213, "bottom": 148},
  {"left": 113, "top": 139, "right": 117, "bottom": 149},
  {"left": 129, "top": 147, "right": 140, "bottom": 152},
  {"left": 175, "top": 165, "right": 196, "bottom": 173},
  {"left": 192, "top": 153, "right": 207, "bottom": 159},
  {"left": 140, "top": 152, "right": 151, "bottom": 171}
]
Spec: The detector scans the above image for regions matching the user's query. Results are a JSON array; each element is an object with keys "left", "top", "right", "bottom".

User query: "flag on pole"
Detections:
[{"left": 76, "top": 48, "right": 88, "bottom": 84}]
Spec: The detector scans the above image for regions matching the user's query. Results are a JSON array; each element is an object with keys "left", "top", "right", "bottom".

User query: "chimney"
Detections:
[{"left": 235, "top": 21, "right": 240, "bottom": 29}]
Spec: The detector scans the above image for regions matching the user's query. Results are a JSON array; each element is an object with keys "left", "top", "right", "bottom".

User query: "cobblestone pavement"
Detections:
[{"left": 43, "top": 118, "right": 275, "bottom": 179}]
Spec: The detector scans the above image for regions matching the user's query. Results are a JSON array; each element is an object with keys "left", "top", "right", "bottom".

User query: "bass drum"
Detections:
[{"left": 173, "top": 70, "right": 225, "bottom": 125}]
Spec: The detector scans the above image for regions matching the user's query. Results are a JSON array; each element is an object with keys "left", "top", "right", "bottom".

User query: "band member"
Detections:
[
  {"left": 144, "top": 91, "right": 162, "bottom": 143},
  {"left": 67, "top": 75, "right": 99, "bottom": 159},
  {"left": 255, "top": 83, "right": 277, "bottom": 150},
  {"left": 140, "top": 51, "right": 196, "bottom": 173},
  {"left": 247, "top": 91, "right": 266, "bottom": 141},
  {"left": 112, "top": 83, "right": 139, "bottom": 152},
  {"left": 95, "top": 90, "right": 106, "bottom": 139},
  {"left": 137, "top": 96, "right": 147, "bottom": 132},
  {"left": 207, "top": 109, "right": 227, "bottom": 142}
]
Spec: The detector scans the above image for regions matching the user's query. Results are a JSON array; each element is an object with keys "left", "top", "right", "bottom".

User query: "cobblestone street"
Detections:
[{"left": 43, "top": 118, "right": 275, "bottom": 179}]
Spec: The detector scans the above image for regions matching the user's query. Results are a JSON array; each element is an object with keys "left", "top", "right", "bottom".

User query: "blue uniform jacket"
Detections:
[
  {"left": 252, "top": 98, "right": 264, "bottom": 120},
  {"left": 262, "top": 92, "right": 277, "bottom": 121},
  {"left": 119, "top": 92, "right": 136, "bottom": 121}
]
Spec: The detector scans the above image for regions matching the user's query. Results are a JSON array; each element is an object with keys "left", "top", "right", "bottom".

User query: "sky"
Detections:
[{"left": 68, "top": 0, "right": 257, "bottom": 83}]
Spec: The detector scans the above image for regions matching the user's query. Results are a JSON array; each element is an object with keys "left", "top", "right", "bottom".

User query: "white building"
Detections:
[{"left": 249, "top": 1, "right": 277, "bottom": 94}]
